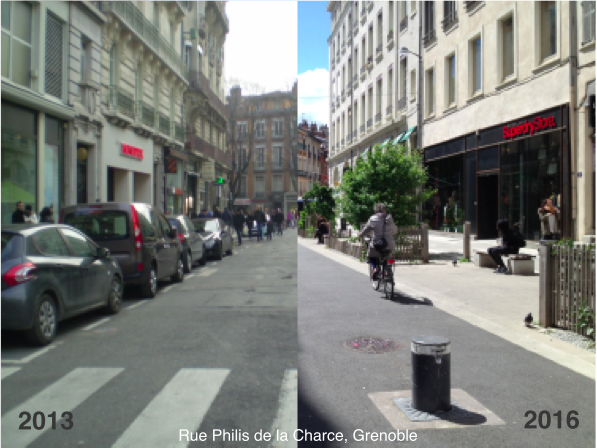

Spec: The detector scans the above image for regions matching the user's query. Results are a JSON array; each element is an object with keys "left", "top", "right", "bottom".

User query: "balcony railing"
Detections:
[
  {"left": 361, "top": 66, "right": 366, "bottom": 74},
  {"left": 464, "top": 1, "right": 482, "bottom": 12},
  {"left": 397, "top": 96, "right": 407, "bottom": 111},
  {"left": 442, "top": 10, "right": 458, "bottom": 30},
  {"left": 158, "top": 113, "right": 170, "bottom": 136},
  {"left": 387, "top": 30, "right": 394, "bottom": 42},
  {"left": 367, "top": 1, "right": 373, "bottom": 12},
  {"left": 347, "top": 36, "right": 352, "bottom": 46},
  {"left": 347, "top": 134, "right": 352, "bottom": 143},
  {"left": 353, "top": 74, "right": 358, "bottom": 83},
  {"left": 423, "top": 28, "right": 436, "bottom": 46},
  {"left": 367, "top": 119, "right": 372, "bottom": 128},
  {"left": 175, "top": 123, "right": 184, "bottom": 142},
  {"left": 400, "top": 17, "right": 408, "bottom": 32},
  {"left": 136, "top": 101, "right": 155, "bottom": 128},
  {"left": 361, "top": 8, "right": 366, "bottom": 18},
  {"left": 353, "top": 20, "right": 359, "bottom": 34},
  {"left": 367, "top": 55, "right": 373, "bottom": 65},
  {"left": 100, "top": 2, "right": 188, "bottom": 80},
  {"left": 386, "top": 105, "right": 392, "bottom": 115},
  {"left": 375, "top": 112, "right": 381, "bottom": 123},
  {"left": 347, "top": 85, "right": 352, "bottom": 95},
  {"left": 109, "top": 85, "right": 134, "bottom": 119}
]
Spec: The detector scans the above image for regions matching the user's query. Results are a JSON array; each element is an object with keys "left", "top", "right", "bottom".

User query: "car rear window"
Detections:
[
  {"left": 63, "top": 210, "right": 129, "bottom": 240},
  {"left": 1, "top": 233, "right": 24, "bottom": 261}
]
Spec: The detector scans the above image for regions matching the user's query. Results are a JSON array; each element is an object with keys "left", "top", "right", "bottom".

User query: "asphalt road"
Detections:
[
  {"left": 1, "top": 229, "right": 297, "bottom": 448},
  {"left": 297, "top": 244, "right": 595, "bottom": 448}
]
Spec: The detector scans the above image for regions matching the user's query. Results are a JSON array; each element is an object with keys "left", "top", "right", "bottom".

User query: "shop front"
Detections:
[
  {"left": 1, "top": 102, "right": 65, "bottom": 224},
  {"left": 165, "top": 154, "right": 183, "bottom": 215},
  {"left": 424, "top": 106, "right": 569, "bottom": 241}
]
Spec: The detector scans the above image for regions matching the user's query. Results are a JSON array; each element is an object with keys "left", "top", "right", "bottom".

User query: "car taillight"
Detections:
[
  {"left": 3, "top": 262, "right": 37, "bottom": 287},
  {"left": 178, "top": 233, "right": 186, "bottom": 243},
  {"left": 137, "top": 263, "right": 144, "bottom": 272},
  {"left": 387, "top": 259, "right": 395, "bottom": 265},
  {"left": 131, "top": 205, "right": 143, "bottom": 251}
]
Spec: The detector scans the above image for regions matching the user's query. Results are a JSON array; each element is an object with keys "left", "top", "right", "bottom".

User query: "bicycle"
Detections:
[{"left": 364, "top": 238, "right": 395, "bottom": 299}]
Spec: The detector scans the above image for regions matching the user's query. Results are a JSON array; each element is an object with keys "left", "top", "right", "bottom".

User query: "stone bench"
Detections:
[
  {"left": 506, "top": 254, "right": 536, "bottom": 276},
  {"left": 473, "top": 249, "right": 497, "bottom": 268}
]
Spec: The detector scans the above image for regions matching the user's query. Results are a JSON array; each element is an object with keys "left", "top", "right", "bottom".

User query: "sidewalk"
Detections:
[{"left": 298, "top": 235, "right": 595, "bottom": 379}]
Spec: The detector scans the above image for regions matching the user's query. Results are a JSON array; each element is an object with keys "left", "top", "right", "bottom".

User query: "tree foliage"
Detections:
[
  {"left": 337, "top": 143, "right": 434, "bottom": 228},
  {"left": 302, "top": 183, "right": 336, "bottom": 222}
]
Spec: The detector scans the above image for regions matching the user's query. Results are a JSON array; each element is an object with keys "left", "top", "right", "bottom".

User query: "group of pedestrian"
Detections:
[
  {"left": 286, "top": 210, "right": 298, "bottom": 229},
  {"left": 231, "top": 206, "right": 288, "bottom": 245},
  {"left": 11, "top": 202, "right": 54, "bottom": 224}
]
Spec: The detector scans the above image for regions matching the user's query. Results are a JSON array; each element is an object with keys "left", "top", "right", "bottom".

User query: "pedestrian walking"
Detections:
[
  {"left": 275, "top": 209, "right": 284, "bottom": 235},
  {"left": 40, "top": 206, "right": 54, "bottom": 223},
  {"left": 233, "top": 209, "right": 245, "bottom": 246},
  {"left": 254, "top": 206, "right": 265, "bottom": 241},
  {"left": 12, "top": 201, "right": 26, "bottom": 223},
  {"left": 265, "top": 212, "right": 274, "bottom": 240},
  {"left": 198, "top": 209, "right": 207, "bottom": 218},
  {"left": 222, "top": 208, "right": 231, "bottom": 226},
  {"left": 487, "top": 220, "right": 526, "bottom": 274},
  {"left": 538, "top": 198, "right": 560, "bottom": 241},
  {"left": 287, "top": 210, "right": 292, "bottom": 229},
  {"left": 246, "top": 211, "right": 254, "bottom": 240},
  {"left": 214, "top": 207, "right": 221, "bottom": 218}
]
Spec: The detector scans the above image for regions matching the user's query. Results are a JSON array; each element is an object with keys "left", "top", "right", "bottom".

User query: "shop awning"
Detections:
[
  {"left": 2, "top": 181, "right": 36, "bottom": 204},
  {"left": 393, "top": 133, "right": 405, "bottom": 145},
  {"left": 381, "top": 138, "right": 391, "bottom": 147},
  {"left": 399, "top": 126, "right": 417, "bottom": 143}
]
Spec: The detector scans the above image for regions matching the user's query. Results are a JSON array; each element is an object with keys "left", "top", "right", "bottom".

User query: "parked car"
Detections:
[
  {"left": 190, "top": 218, "right": 234, "bottom": 260},
  {"left": 1, "top": 224, "right": 123, "bottom": 346},
  {"left": 167, "top": 215, "right": 206, "bottom": 273},
  {"left": 248, "top": 220, "right": 266, "bottom": 238},
  {"left": 60, "top": 203, "right": 184, "bottom": 299}
]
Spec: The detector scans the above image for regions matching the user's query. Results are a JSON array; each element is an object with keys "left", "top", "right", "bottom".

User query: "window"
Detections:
[
  {"left": 582, "top": 2, "right": 596, "bottom": 44},
  {"left": 170, "top": 22, "right": 174, "bottom": 45},
  {"left": 153, "top": 3, "right": 160, "bottom": 27},
  {"left": 499, "top": 16, "right": 514, "bottom": 82},
  {"left": 184, "top": 43, "right": 191, "bottom": 67},
  {"left": 255, "top": 121, "right": 265, "bottom": 138},
  {"left": 30, "top": 228, "right": 70, "bottom": 257},
  {"left": 255, "top": 176, "right": 265, "bottom": 196},
  {"left": 410, "top": 69, "right": 416, "bottom": 101},
  {"left": 376, "top": 78, "right": 382, "bottom": 116},
  {"left": 540, "top": 2, "right": 557, "bottom": 61},
  {"left": 61, "top": 228, "right": 95, "bottom": 257},
  {"left": 81, "top": 37, "right": 91, "bottom": 82},
  {"left": 109, "top": 45, "right": 118, "bottom": 86},
  {"left": 423, "top": 1, "right": 435, "bottom": 42},
  {"left": 400, "top": 58, "right": 407, "bottom": 99},
  {"left": 443, "top": 1, "right": 457, "bottom": 29},
  {"left": 273, "top": 120, "right": 283, "bottom": 137},
  {"left": 377, "top": 13, "right": 382, "bottom": 49},
  {"left": 447, "top": 54, "right": 456, "bottom": 106},
  {"left": 237, "top": 122, "right": 247, "bottom": 138},
  {"left": 153, "top": 76, "right": 159, "bottom": 111},
  {"left": 240, "top": 176, "right": 247, "bottom": 196},
  {"left": 426, "top": 67, "right": 435, "bottom": 116},
  {"left": 1, "top": 1, "right": 33, "bottom": 87},
  {"left": 367, "top": 87, "right": 373, "bottom": 124},
  {"left": 273, "top": 174, "right": 283, "bottom": 192},
  {"left": 135, "top": 64, "right": 142, "bottom": 104},
  {"left": 470, "top": 36, "right": 482, "bottom": 95},
  {"left": 237, "top": 147, "right": 247, "bottom": 167},
  {"left": 255, "top": 147, "right": 265, "bottom": 169},
  {"left": 388, "top": 69, "right": 393, "bottom": 110},
  {"left": 272, "top": 146, "right": 283, "bottom": 168},
  {"left": 389, "top": 2, "right": 394, "bottom": 32},
  {"left": 411, "top": 1, "right": 416, "bottom": 14}
]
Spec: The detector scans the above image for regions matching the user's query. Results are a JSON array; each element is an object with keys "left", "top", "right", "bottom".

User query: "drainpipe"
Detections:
[{"left": 569, "top": 1, "right": 578, "bottom": 240}]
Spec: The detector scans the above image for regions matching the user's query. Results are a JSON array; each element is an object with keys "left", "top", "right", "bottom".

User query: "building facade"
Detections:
[
  {"left": 2, "top": 1, "right": 77, "bottom": 223},
  {"left": 419, "top": 1, "right": 595, "bottom": 240},
  {"left": 183, "top": 0, "right": 231, "bottom": 215},
  {"left": 327, "top": 1, "right": 420, "bottom": 189},
  {"left": 298, "top": 121, "right": 329, "bottom": 196},
  {"left": 228, "top": 85, "right": 298, "bottom": 215}
]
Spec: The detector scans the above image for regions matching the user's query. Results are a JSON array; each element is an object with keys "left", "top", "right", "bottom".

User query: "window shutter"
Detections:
[{"left": 45, "top": 14, "right": 63, "bottom": 99}]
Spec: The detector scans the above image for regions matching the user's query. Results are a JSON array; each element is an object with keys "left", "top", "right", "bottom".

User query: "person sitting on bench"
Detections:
[{"left": 488, "top": 219, "right": 526, "bottom": 274}]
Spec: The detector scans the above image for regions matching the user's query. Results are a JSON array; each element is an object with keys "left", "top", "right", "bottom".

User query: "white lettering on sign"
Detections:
[{"left": 121, "top": 144, "right": 143, "bottom": 160}]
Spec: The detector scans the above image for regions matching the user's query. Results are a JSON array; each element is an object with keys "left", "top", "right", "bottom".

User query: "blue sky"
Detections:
[{"left": 298, "top": 1, "right": 330, "bottom": 127}]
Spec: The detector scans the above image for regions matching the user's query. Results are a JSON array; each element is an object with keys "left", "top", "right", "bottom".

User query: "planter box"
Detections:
[{"left": 324, "top": 235, "right": 330, "bottom": 247}]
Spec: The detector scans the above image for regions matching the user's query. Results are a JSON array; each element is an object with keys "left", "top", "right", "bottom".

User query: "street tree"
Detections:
[
  {"left": 302, "top": 182, "right": 336, "bottom": 223},
  {"left": 227, "top": 92, "right": 256, "bottom": 207},
  {"left": 337, "top": 143, "right": 434, "bottom": 228}
]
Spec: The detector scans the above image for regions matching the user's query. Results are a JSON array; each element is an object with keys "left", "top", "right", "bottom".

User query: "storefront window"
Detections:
[
  {"left": 166, "top": 159, "right": 182, "bottom": 215},
  {"left": 45, "top": 116, "right": 62, "bottom": 219},
  {"left": 424, "top": 155, "right": 464, "bottom": 232},
  {"left": 500, "top": 132, "right": 561, "bottom": 241}
]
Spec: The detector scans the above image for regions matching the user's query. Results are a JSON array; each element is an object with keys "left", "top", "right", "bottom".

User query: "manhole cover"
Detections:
[{"left": 343, "top": 337, "right": 401, "bottom": 354}]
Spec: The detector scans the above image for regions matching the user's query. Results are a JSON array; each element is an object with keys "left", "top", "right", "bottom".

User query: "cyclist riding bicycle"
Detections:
[{"left": 359, "top": 203, "right": 397, "bottom": 280}]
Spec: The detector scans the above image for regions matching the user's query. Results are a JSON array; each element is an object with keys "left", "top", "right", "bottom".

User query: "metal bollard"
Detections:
[{"left": 411, "top": 336, "right": 451, "bottom": 413}]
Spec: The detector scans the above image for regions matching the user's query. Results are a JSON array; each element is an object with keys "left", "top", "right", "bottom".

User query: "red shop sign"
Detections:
[
  {"left": 121, "top": 143, "right": 144, "bottom": 160},
  {"left": 503, "top": 116, "right": 557, "bottom": 140}
]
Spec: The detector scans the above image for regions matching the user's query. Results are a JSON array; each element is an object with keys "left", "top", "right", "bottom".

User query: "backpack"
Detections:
[
  {"left": 512, "top": 229, "right": 526, "bottom": 248},
  {"left": 372, "top": 214, "right": 388, "bottom": 251}
]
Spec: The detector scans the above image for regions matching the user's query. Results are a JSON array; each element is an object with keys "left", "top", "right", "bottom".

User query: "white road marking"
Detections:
[
  {"left": 1, "top": 367, "right": 123, "bottom": 447},
  {"left": 198, "top": 268, "right": 217, "bottom": 277},
  {"left": 186, "top": 274, "right": 196, "bottom": 279},
  {"left": 82, "top": 317, "right": 111, "bottom": 331},
  {"left": 112, "top": 368, "right": 230, "bottom": 448},
  {"left": 161, "top": 285, "right": 176, "bottom": 294},
  {"left": 125, "top": 301, "right": 148, "bottom": 311},
  {"left": 1, "top": 367, "right": 21, "bottom": 380},
  {"left": 270, "top": 369, "right": 298, "bottom": 448},
  {"left": 0, "top": 342, "right": 63, "bottom": 365}
]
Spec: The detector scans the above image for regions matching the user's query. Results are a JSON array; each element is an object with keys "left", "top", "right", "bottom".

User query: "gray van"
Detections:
[{"left": 60, "top": 203, "right": 184, "bottom": 298}]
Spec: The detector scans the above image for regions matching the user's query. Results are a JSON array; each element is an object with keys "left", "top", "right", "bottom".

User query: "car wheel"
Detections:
[
  {"left": 199, "top": 246, "right": 207, "bottom": 265},
  {"left": 25, "top": 294, "right": 57, "bottom": 346},
  {"left": 105, "top": 277, "right": 122, "bottom": 314},
  {"left": 215, "top": 243, "right": 223, "bottom": 260},
  {"left": 141, "top": 265, "right": 158, "bottom": 299},
  {"left": 171, "top": 257, "right": 184, "bottom": 283},
  {"left": 183, "top": 250, "right": 192, "bottom": 273}
]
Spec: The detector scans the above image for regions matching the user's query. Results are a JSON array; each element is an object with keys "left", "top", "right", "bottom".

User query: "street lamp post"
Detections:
[{"left": 398, "top": 45, "right": 423, "bottom": 151}]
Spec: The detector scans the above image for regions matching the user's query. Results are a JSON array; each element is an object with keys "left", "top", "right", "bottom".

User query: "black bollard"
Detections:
[{"left": 411, "top": 336, "right": 451, "bottom": 414}]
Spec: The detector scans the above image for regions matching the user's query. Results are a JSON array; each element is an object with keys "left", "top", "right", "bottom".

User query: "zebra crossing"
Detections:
[{"left": 1, "top": 366, "right": 297, "bottom": 447}]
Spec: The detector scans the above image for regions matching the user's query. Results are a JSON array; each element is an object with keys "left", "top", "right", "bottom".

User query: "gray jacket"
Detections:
[{"left": 361, "top": 213, "right": 397, "bottom": 258}]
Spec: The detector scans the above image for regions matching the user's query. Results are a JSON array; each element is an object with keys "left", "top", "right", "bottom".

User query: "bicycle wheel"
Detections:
[
  {"left": 369, "top": 263, "right": 381, "bottom": 290},
  {"left": 384, "top": 265, "right": 394, "bottom": 299}
]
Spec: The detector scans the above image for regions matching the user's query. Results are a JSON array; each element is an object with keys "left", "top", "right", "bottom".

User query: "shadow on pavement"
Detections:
[
  {"left": 388, "top": 292, "right": 434, "bottom": 306},
  {"left": 298, "top": 388, "right": 342, "bottom": 447}
]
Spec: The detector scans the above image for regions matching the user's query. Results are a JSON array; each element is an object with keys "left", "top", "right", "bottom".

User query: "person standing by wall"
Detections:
[
  {"left": 233, "top": 209, "right": 245, "bottom": 246},
  {"left": 538, "top": 198, "right": 560, "bottom": 241},
  {"left": 12, "top": 202, "right": 25, "bottom": 223}
]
